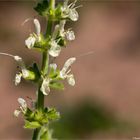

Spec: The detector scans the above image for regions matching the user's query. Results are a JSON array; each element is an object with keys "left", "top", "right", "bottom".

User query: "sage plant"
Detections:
[{"left": 0, "top": 0, "right": 80, "bottom": 139}]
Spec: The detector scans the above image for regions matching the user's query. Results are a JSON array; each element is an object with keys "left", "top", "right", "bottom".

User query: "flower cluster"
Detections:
[
  {"left": 41, "top": 57, "right": 76, "bottom": 95},
  {"left": 14, "top": 98, "right": 60, "bottom": 129}
]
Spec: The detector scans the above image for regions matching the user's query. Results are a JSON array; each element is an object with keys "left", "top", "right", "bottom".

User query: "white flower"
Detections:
[
  {"left": 69, "top": 9, "right": 79, "bottom": 21},
  {"left": 18, "top": 98, "right": 27, "bottom": 109},
  {"left": 56, "top": 21, "right": 75, "bottom": 41},
  {"left": 67, "top": 74, "right": 75, "bottom": 86},
  {"left": 14, "top": 98, "right": 27, "bottom": 117},
  {"left": 61, "top": 0, "right": 79, "bottom": 21},
  {"left": 60, "top": 57, "right": 76, "bottom": 86},
  {"left": 49, "top": 40, "right": 61, "bottom": 57},
  {"left": 14, "top": 55, "right": 30, "bottom": 85},
  {"left": 66, "top": 30, "right": 75, "bottom": 41},
  {"left": 25, "top": 35, "right": 36, "bottom": 49},
  {"left": 17, "top": 98, "right": 27, "bottom": 113},
  {"left": 15, "top": 73, "right": 22, "bottom": 86},
  {"left": 40, "top": 78, "right": 50, "bottom": 95},
  {"left": 0, "top": 53, "right": 30, "bottom": 85},
  {"left": 25, "top": 18, "right": 41, "bottom": 48}
]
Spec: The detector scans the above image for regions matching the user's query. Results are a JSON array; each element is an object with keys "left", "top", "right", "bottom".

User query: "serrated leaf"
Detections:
[
  {"left": 34, "top": 0, "right": 49, "bottom": 16},
  {"left": 24, "top": 120, "right": 41, "bottom": 129}
]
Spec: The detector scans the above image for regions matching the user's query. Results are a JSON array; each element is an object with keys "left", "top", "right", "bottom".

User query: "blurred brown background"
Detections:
[{"left": 1, "top": 0, "right": 140, "bottom": 139}]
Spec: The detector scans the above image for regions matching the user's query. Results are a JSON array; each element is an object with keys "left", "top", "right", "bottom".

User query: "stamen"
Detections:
[
  {"left": 75, "top": 5, "right": 83, "bottom": 9},
  {"left": 76, "top": 51, "right": 95, "bottom": 59},
  {"left": 21, "top": 18, "right": 34, "bottom": 26},
  {"left": 69, "top": 0, "right": 77, "bottom": 8},
  {"left": 0, "top": 52, "right": 15, "bottom": 58}
]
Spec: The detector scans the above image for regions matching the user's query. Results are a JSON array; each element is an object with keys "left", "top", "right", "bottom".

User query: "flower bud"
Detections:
[
  {"left": 15, "top": 73, "right": 22, "bottom": 86},
  {"left": 67, "top": 74, "right": 75, "bottom": 86},
  {"left": 22, "top": 69, "right": 36, "bottom": 81},
  {"left": 18, "top": 98, "right": 27, "bottom": 109},
  {"left": 69, "top": 9, "right": 79, "bottom": 21},
  {"left": 14, "top": 110, "right": 21, "bottom": 117}
]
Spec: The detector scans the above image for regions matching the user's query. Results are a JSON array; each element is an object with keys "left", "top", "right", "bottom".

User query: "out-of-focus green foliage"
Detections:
[{"left": 51, "top": 100, "right": 130, "bottom": 139}]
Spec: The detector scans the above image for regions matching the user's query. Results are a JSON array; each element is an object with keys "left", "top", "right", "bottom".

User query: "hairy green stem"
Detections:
[{"left": 32, "top": 0, "right": 55, "bottom": 139}]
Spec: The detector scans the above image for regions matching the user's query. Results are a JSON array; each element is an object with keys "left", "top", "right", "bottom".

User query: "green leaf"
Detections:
[
  {"left": 49, "top": 81, "right": 64, "bottom": 90},
  {"left": 34, "top": 0, "right": 49, "bottom": 16},
  {"left": 24, "top": 120, "right": 41, "bottom": 129}
]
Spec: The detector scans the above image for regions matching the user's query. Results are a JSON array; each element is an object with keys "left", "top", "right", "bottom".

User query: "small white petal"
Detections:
[
  {"left": 14, "top": 56, "right": 22, "bottom": 62},
  {"left": 66, "top": 30, "right": 75, "bottom": 41},
  {"left": 69, "top": 9, "right": 79, "bottom": 21},
  {"left": 52, "top": 25, "right": 60, "bottom": 39},
  {"left": 18, "top": 98, "right": 27, "bottom": 109},
  {"left": 59, "top": 71, "right": 65, "bottom": 79},
  {"left": 59, "top": 20, "right": 66, "bottom": 37},
  {"left": 14, "top": 56, "right": 26, "bottom": 69},
  {"left": 33, "top": 19, "right": 41, "bottom": 36},
  {"left": 22, "top": 69, "right": 29, "bottom": 78},
  {"left": 25, "top": 36, "right": 36, "bottom": 49},
  {"left": 40, "top": 78, "right": 50, "bottom": 95},
  {"left": 61, "top": 57, "right": 76, "bottom": 75},
  {"left": 67, "top": 74, "right": 75, "bottom": 86},
  {"left": 49, "top": 41, "right": 61, "bottom": 57},
  {"left": 14, "top": 110, "right": 21, "bottom": 117},
  {"left": 50, "top": 63, "right": 57, "bottom": 70},
  {"left": 15, "top": 73, "right": 22, "bottom": 86}
]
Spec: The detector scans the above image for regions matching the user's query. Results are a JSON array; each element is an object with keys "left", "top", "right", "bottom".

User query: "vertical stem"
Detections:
[{"left": 32, "top": 0, "right": 55, "bottom": 139}]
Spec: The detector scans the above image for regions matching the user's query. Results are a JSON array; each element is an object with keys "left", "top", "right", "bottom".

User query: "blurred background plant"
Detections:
[{"left": 1, "top": 0, "right": 140, "bottom": 139}]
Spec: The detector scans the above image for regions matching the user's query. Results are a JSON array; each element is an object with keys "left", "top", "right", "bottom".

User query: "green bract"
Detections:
[{"left": 24, "top": 107, "right": 60, "bottom": 129}]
